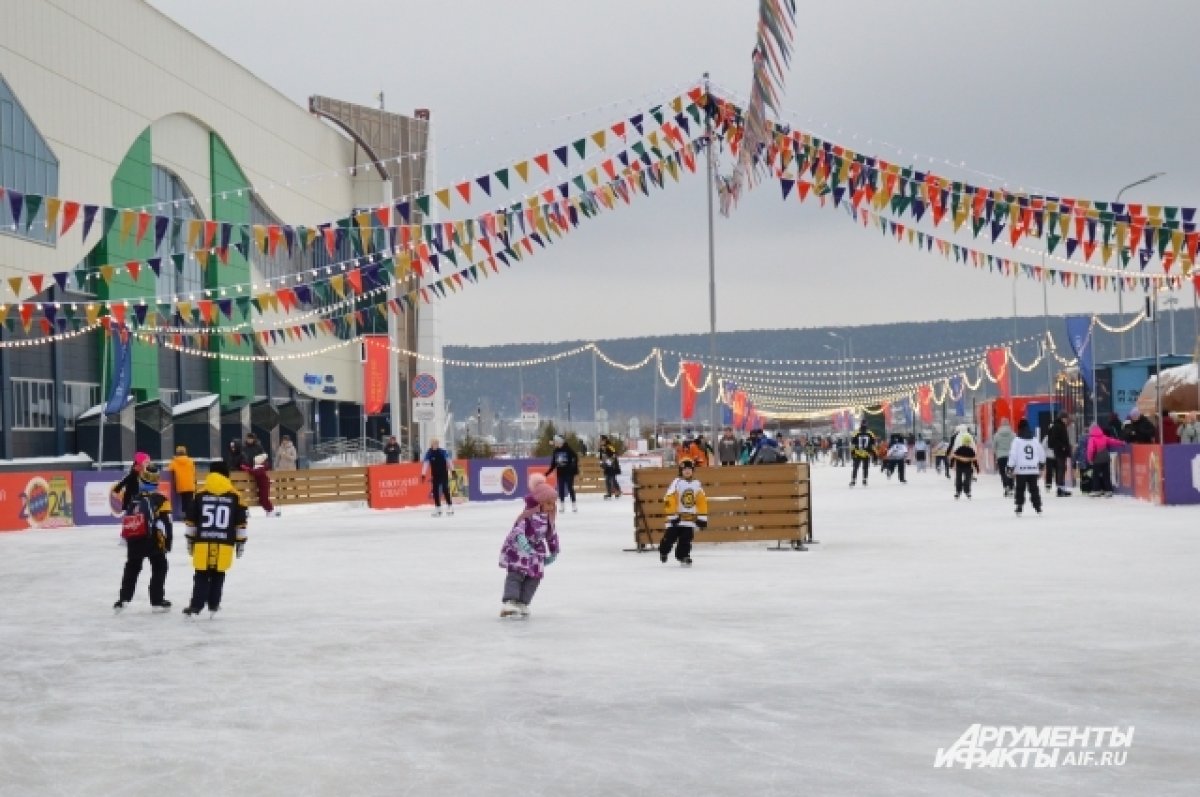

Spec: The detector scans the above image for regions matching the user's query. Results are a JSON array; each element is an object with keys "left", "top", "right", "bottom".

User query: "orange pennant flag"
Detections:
[
  {"left": 456, "top": 181, "right": 471, "bottom": 204},
  {"left": 134, "top": 212, "right": 151, "bottom": 246}
]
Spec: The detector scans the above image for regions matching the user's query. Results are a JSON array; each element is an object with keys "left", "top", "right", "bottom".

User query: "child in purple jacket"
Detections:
[{"left": 498, "top": 482, "right": 560, "bottom": 618}]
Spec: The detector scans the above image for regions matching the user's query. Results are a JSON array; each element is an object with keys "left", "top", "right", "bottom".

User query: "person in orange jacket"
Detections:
[{"left": 167, "top": 444, "right": 197, "bottom": 517}]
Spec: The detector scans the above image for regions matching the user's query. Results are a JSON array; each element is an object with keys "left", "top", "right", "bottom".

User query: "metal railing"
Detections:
[{"left": 307, "top": 437, "right": 392, "bottom": 468}]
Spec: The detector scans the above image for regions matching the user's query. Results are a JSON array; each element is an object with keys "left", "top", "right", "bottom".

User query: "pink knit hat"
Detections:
[
  {"left": 133, "top": 452, "right": 150, "bottom": 467},
  {"left": 531, "top": 483, "right": 558, "bottom": 504}
]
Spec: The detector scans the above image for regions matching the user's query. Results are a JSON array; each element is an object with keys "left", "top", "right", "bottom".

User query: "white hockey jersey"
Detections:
[{"left": 1007, "top": 436, "right": 1046, "bottom": 475}]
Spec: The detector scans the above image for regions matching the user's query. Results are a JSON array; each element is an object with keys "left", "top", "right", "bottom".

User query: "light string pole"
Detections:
[
  {"left": 1114, "top": 172, "right": 1166, "bottom": 359},
  {"left": 704, "top": 71, "right": 719, "bottom": 446}
]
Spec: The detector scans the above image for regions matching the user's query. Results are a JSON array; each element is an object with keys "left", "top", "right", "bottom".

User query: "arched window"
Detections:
[
  {"left": 0, "top": 74, "right": 58, "bottom": 243},
  {"left": 151, "top": 165, "right": 203, "bottom": 301}
]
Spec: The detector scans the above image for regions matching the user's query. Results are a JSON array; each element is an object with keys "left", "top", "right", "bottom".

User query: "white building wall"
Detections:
[{"left": 0, "top": 0, "right": 394, "bottom": 403}]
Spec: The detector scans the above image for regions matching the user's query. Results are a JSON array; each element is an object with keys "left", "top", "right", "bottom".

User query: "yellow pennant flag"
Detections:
[
  {"left": 1102, "top": 243, "right": 1113, "bottom": 264},
  {"left": 45, "top": 198, "right": 62, "bottom": 232},
  {"left": 1171, "top": 229, "right": 1184, "bottom": 257},
  {"left": 99, "top": 265, "right": 115, "bottom": 284},
  {"left": 195, "top": 251, "right": 209, "bottom": 272},
  {"left": 118, "top": 210, "right": 135, "bottom": 243},
  {"left": 591, "top": 131, "right": 606, "bottom": 150},
  {"left": 435, "top": 189, "right": 451, "bottom": 210},
  {"left": 7, "top": 277, "right": 22, "bottom": 296},
  {"left": 461, "top": 241, "right": 474, "bottom": 262},
  {"left": 177, "top": 301, "right": 192, "bottom": 322},
  {"left": 355, "top": 211, "right": 372, "bottom": 242},
  {"left": 396, "top": 251, "right": 412, "bottom": 280},
  {"left": 187, "top": 219, "right": 203, "bottom": 250},
  {"left": 670, "top": 95, "right": 683, "bottom": 114},
  {"left": 330, "top": 274, "right": 346, "bottom": 298},
  {"left": 514, "top": 161, "right": 530, "bottom": 183},
  {"left": 253, "top": 225, "right": 268, "bottom": 254},
  {"left": 536, "top": 217, "right": 549, "bottom": 237},
  {"left": 648, "top": 130, "right": 660, "bottom": 149},
  {"left": 455, "top": 220, "right": 467, "bottom": 245},
  {"left": 587, "top": 167, "right": 600, "bottom": 186},
  {"left": 85, "top": 304, "right": 100, "bottom": 326}
]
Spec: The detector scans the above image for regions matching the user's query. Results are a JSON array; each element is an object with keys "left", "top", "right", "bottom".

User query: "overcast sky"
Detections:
[{"left": 148, "top": 0, "right": 1200, "bottom": 348}]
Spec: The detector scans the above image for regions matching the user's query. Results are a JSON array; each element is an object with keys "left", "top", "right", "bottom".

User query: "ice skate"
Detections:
[
  {"left": 431, "top": 508, "right": 443, "bottom": 517},
  {"left": 517, "top": 603, "right": 530, "bottom": 618},
  {"left": 112, "top": 600, "right": 125, "bottom": 613},
  {"left": 1014, "top": 506, "right": 1022, "bottom": 516},
  {"left": 182, "top": 606, "right": 202, "bottom": 617},
  {"left": 849, "top": 480, "right": 856, "bottom": 487},
  {"left": 500, "top": 601, "right": 521, "bottom": 618},
  {"left": 151, "top": 600, "right": 172, "bottom": 613},
  {"left": 681, "top": 557, "right": 693, "bottom": 567},
  {"left": 1057, "top": 488, "right": 1072, "bottom": 497},
  {"left": 447, "top": 508, "right": 455, "bottom": 516}
]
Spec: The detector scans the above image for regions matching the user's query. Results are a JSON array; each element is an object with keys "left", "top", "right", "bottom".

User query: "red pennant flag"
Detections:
[
  {"left": 268, "top": 225, "right": 282, "bottom": 256},
  {"left": 611, "top": 121, "right": 626, "bottom": 139},
  {"left": 28, "top": 274, "right": 45, "bottom": 294},
  {"left": 203, "top": 220, "right": 218, "bottom": 249},
  {"left": 533, "top": 153, "right": 550, "bottom": 174},
  {"left": 126, "top": 261, "right": 140, "bottom": 282},
  {"left": 110, "top": 304, "right": 127, "bottom": 326},
  {"left": 347, "top": 269, "right": 362, "bottom": 294},
  {"left": 61, "top": 201, "right": 80, "bottom": 235},
  {"left": 135, "top": 212, "right": 151, "bottom": 246},
  {"left": 455, "top": 181, "right": 471, "bottom": 203},
  {"left": 374, "top": 207, "right": 390, "bottom": 228},
  {"left": 323, "top": 227, "right": 336, "bottom": 258}
]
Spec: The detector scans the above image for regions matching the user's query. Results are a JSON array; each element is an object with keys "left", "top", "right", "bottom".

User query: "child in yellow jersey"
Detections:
[
  {"left": 183, "top": 461, "right": 249, "bottom": 617},
  {"left": 660, "top": 459, "right": 709, "bottom": 567}
]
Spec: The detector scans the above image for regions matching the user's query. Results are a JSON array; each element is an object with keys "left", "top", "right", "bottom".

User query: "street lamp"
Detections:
[
  {"left": 828, "top": 331, "right": 853, "bottom": 404},
  {"left": 1115, "top": 172, "right": 1166, "bottom": 358},
  {"left": 1162, "top": 295, "right": 1179, "bottom": 354}
]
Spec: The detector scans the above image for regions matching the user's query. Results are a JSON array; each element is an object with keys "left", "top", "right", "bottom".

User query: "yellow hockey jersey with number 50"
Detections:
[
  {"left": 185, "top": 472, "right": 248, "bottom": 572},
  {"left": 663, "top": 477, "right": 708, "bottom": 529}
]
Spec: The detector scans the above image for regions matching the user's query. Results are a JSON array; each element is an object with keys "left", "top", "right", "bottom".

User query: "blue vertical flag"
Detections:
[
  {"left": 951, "top": 375, "right": 966, "bottom": 417},
  {"left": 104, "top": 323, "right": 132, "bottom": 415},
  {"left": 1065, "top": 316, "right": 1094, "bottom": 391}
]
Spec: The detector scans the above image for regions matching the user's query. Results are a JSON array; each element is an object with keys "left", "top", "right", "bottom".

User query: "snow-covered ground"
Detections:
[{"left": 1, "top": 463, "right": 1197, "bottom": 796}]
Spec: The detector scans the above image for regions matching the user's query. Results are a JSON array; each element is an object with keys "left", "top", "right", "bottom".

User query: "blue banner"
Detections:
[
  {"left": 1065, "top": 316, "right": 1094, "bottom": 391},
  {"left": 951, "top": 376, "right": 965, "bottom": 417},
  {"left": 103, "top": 324, "right": 132, "bottom": 415}
]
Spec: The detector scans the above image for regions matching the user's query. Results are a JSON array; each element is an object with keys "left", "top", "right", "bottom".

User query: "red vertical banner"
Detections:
[
  {"left": 986, "top": 347, "right": 1011, "bottom": 403},
  {"left": 882, "top": 402, "right": 892, "bottom": 427},
  {"left": 680, "top": 361, "right": 703, "bottom": 420},
  {"left": 918, "top": 384, "right": 934, "bottom": 424},
  {"left": 362, "top": 335, "right": 390, "bottom": 415}
]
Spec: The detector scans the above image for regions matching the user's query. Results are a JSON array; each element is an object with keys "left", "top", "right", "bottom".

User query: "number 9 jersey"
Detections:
[{"left": 185, "top": 470, "right": 249, "bottom": 572}]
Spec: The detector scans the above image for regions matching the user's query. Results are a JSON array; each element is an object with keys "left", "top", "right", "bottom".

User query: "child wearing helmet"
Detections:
[
  {"left": 660, "top": 459, "right": 708, "bottom": 567},
  {"left": 113, "top": 461, "right": 175, "bottom": 612}
]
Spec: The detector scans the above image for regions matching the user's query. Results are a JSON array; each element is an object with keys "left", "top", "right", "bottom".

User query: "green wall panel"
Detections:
[
  {"left": 208, "top": 133, "right": 253, "bottom": 404},
  {"left": 90, "top": 129, "right": 160, "bottom": 400}
]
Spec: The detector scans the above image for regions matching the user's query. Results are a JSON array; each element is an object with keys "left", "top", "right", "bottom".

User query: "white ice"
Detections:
[{"left": 2, "top": 464, "right": 1197, "bottom": 796}]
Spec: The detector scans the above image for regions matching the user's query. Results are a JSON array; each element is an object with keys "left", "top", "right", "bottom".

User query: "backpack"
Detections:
[{"left": 120, "top": 495, "right": 154, "bottom": 540}]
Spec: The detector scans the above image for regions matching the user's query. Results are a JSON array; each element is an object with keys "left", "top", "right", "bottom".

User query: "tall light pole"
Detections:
[
  {"left": 1162, "top": 295, "right": 1179, "bottom": 354},
  {"left": 704, "top": 72, "right": 719, "bottom": 443},
  {"left": 1115, "top": 172, "right": 1166, "bottom": 359},
  {"left": 828, "top": 331, "right": 851, "bottom": 407}
]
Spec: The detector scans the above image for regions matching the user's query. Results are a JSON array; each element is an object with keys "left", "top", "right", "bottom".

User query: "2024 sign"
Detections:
[{"left": 20, "top": 476, "right": 73, "bottom": 528}]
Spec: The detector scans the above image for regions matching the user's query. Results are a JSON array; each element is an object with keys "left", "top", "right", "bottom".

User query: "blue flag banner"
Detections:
[
  {"left": 951, "top": 375, "right": 966, "bottom": 418},
  {"left": 1065, "top": 316, "right": 1094, "bottom": 391},
  {"left": 104, "top": 324, "right": 132, "bottom": 415}
]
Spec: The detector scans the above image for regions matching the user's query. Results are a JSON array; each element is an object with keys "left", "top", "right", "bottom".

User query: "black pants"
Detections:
[
  {"left": 188, "top": 570, "right": 228, "bottom": 611},
  {"left": 1013, "top": 474, "right": 1042, "bottom": 511},
  {"left": 1092, "top": 461, "right": 1114, "bottom": 493},
  {"left": 890, "top": 459, "right": 906, "bottom": 482},
  {"left": 996, "top": 457, "right": 1012, "bottom": 491},
  {"left": 430, "top": 477, "right": 452, "bottom": 507},
  {"left": 178, "top": 491, "right": 195, "bottom": 519},
  {"left": 955, "top": 463, "right": 975, "bottom": 496},
  {"left": 851, "top": 457, "right": 871, "bottom": 483},
  {"left": 603, "top": 470, "right": 620, "bottom": 497},
  {"left": 119, "top": 538, "right": 169, "bottom": 604},
  {"left": 556, "top": 474, "right": 577, "bottom": 504},
  {"left": 936, "top": 456, "right": 950, "bottom": 477},
  {"left": 1045, "top": 457, "right": 1067, "bottom": 488},
  {"left": 659, "top": 524, "right": 694, "bottom": 561}
]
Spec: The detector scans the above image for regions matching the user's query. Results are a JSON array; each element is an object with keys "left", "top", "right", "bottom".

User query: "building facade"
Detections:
[{"left": 0, "top": 0, "right": 429, "bottom": 461}]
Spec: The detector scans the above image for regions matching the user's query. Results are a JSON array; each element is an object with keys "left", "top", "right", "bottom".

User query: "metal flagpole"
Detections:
[
  {"left": 97, "top": 326, "right": 110, "bottom": 470},
  {"left": 704, "top": 71, "right": 718, "bottom": 443}
]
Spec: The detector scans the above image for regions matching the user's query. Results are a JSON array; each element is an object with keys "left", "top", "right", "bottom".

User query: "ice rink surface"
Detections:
[{"left": 2, "top": 462, "right": 1197, "bottom": 796}]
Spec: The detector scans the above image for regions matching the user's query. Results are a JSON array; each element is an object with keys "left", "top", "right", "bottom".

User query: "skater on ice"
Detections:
[
  {"left": 849, "top": 422, "right": 877, "bottom": 487},
  {"left": 545, "top": 434, "right": 579, "bottom": 512},
  {"left": 421, "top": 438, "right": 456, "bottom": 516},
  {"left": 1007, "top": 419, "right": 1045, "bottom": 516},
  {"left": 949, "top": 432, "right": 981, "bottom": 499},
  {"left": 113, "top": 462, "right": 174, "bottom": 612},
  {"left": 1085, "top": 422, "right": 1124, "bottom": 498},
  {"left": 659, "top": 458, "right": 708, "bottom": 566},
  {"left": 183, "top": 462, "right": 249, "bottom": 617},
  {"left": 498, "top": 480, "right": 560, "bottom": 618}
]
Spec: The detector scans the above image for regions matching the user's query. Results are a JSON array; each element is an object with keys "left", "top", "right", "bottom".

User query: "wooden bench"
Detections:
[
  {"left": 230, "top": 466, "right": 370, "bottom": 507},
  {"left": 631, "top": 463, "right": 812, "bottom": 551}
]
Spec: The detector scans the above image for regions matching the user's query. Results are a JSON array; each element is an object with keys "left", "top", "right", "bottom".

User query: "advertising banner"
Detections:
[
  {"left": 362, "top": 335, "right": 390, "bottom": 415},
  {"left": 1161, "top": 443, "right": 1200, "bottom": 505},
  {"left": 0, "top": 471, "right": 75, "bottom": 532},
  {"left": 1129, "top": 444, "right": 1162, "bottom": 503},
  {"left": 104, "top": 323, "right": 132, "bottom": 415},
  {"left": 367, "top": 463, "right": 426, "bottom": 509},
  {"left": 467, "top": 458, "right": 548, "bottom": 503},
  {"left": 72, "top": 469, "right": 175, "bottom": 525}
]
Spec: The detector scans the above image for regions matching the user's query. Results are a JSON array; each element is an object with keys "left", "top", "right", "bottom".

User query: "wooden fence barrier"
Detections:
[
  {"left": 230, "top": 467, "right": 370, "bottom": 507},
  {"left": 574, "top": 457, "right": 606, "bottom": 494},
  {"left": 631, "top": 463, "right": 812, "bottom": 551}
]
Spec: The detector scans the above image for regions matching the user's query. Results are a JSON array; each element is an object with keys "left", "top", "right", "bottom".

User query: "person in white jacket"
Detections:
[
  {"left": 1007, "top": 419, "right": 1045, "bottom": 516},
  {"left": 991, "top": 418, "right": 1016, "bottom": 497}
]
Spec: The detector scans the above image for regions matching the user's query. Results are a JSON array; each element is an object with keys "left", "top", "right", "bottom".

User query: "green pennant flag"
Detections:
[
  {"left": 572, "top": 175, "right": 587, "bottom": 193},
  {"left": 236, "top": 296, "right": 251, "bottom": 320},
  {"left": 495, "top": 168, "right": 509, "bottom": 190},
  {"left": 1157, "top": 227, "right": 1171, "bottom": 256},
  {"left": 685, "top": 102, "right": 701, "bottom": 125},
  {"left": 649, "top": 105, "right": 664, "bottom": 125},
  {"left": 102, "top": 207, "right": 118, "bottom": 238},
  {"left": 442, "top": 249, "right": 458, "bottom": 267},
  {"left": 1165, "top": 206, "right": 1178, "bottom": 223},
  {"left": 415, "top": 195, "right": 430, "bottom": 216},
  {"left": 1120, "top": 248, "right": 1131, "bottom": 267},
  {"left": 296, "top": 226, "right": 309, "bottom": 252},
  {"left": 251, "top": 297, "right": 263, "bottom": 314},
  {"left": 1100, "top": 214, "right": 1113, "bottom": 245},
  {"left": 172, "top": 253, "right": 185, "bottom": 273},
  {"left": 573, "top": 139, "right": 587, "bottom": 160},
  {"left": 74, "top": 270, "right": 88, "bottom": 290},
  {"left": 631, "top": 141, "right": 647, "bottom": 160},
  {"left": 23, "top": 194, "right": 43, "bottom": 231},
  {"left": 972, "top": 217, "right": 987, "bottom": 238},
  {"left": 1046, "top": 233, "right": 1061, "bottom": 254}
]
